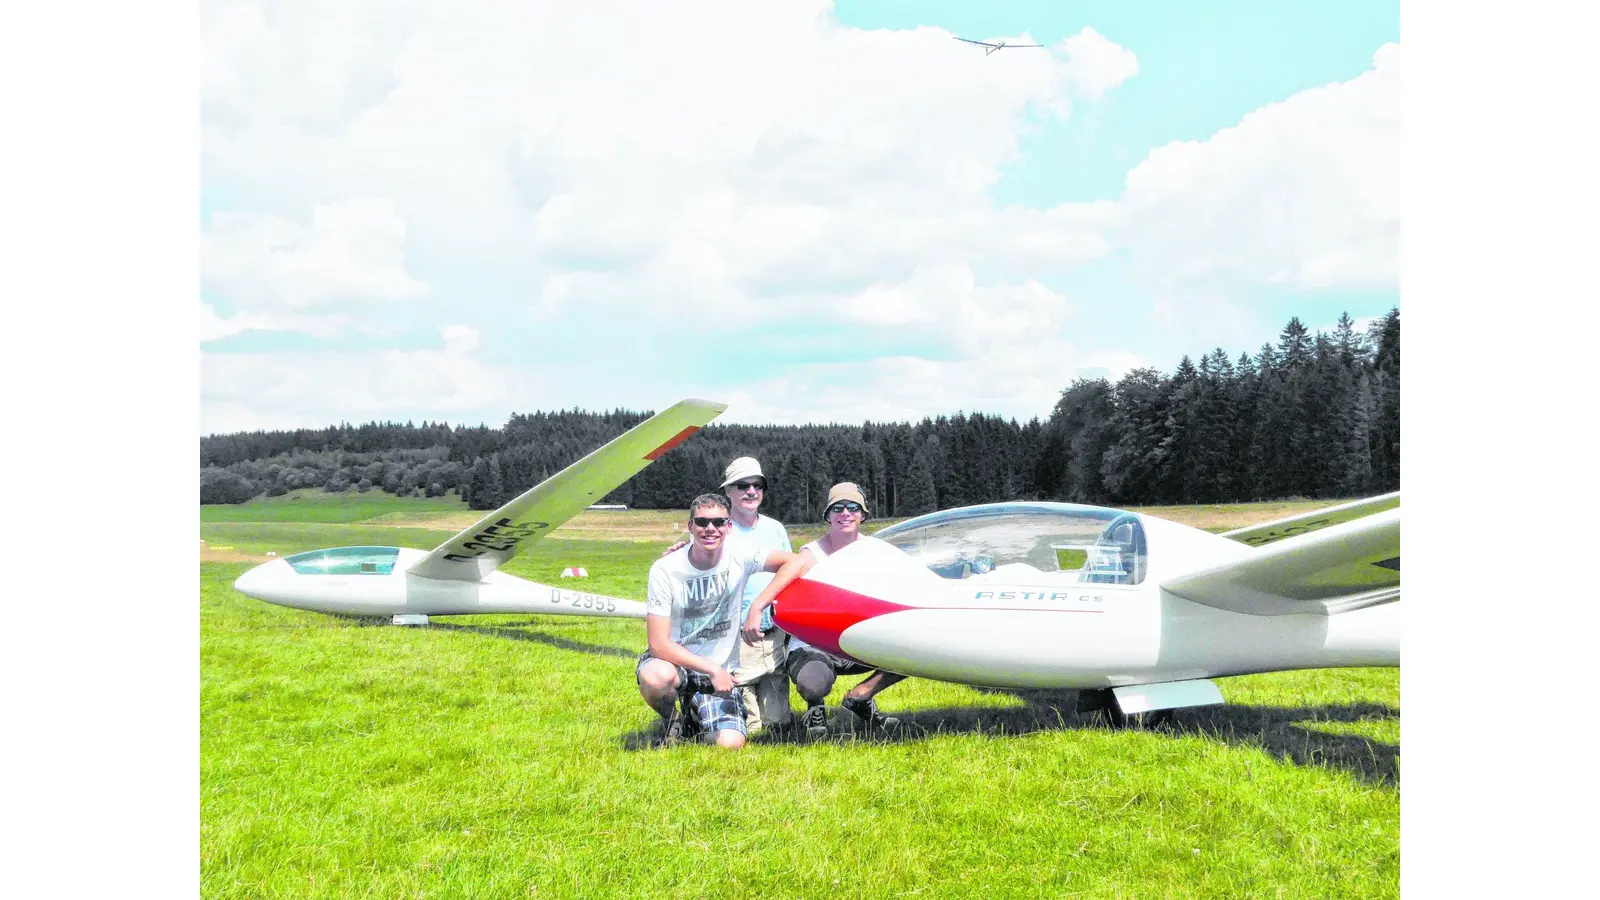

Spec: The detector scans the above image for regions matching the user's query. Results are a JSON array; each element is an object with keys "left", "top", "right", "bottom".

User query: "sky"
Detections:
[{"left": 200, "top": 0, "right": 1399, "bottom": 435}]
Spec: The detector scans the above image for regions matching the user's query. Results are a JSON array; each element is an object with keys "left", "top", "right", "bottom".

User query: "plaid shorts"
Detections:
[{"left": 636, "top": 652, "right": 748, "bottom": 739}]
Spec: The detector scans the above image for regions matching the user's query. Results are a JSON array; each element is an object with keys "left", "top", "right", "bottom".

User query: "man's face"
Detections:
[
  {"left": 825, "top": 500, "right": 864, "bottom": 537},
  {"left": 724, "top": 475, "right": 766, "bottom": 518},
  {"left": 688, "top": 503, "right": 733, "bottom": 551}
]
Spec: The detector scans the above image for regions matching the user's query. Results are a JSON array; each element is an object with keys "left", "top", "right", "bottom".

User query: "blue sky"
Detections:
[{"left": 201, "top": 0, "right": 1399, "bottom": 433}]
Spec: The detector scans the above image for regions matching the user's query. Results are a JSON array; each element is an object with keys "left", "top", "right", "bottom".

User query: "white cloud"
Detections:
[
  {"left": 1058, "top": 27, "right": 1141, "bottom": 101},
  {"left": 201, "top": 199, "right": 428, "bottom": 313},
  {"left": 200, "top": 303, "right": 345, "bottom": 341},
  {"left": 201, "top": 325, "right": 522, "bottom": 433},
  {"left": 712, "top": 344, "right": 1137, "bottom": 428},
  {"left": 203, "top": 2, "right": 1135, "bottom": 287},
  {"left": 200, "top": 1, "right": 1395, "bottom": 433},
  {"left": 1114, "top": 43, "right": 1400, "bottom": 299}
]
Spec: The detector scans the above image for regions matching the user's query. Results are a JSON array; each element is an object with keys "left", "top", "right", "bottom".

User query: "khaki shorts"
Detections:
[{"left": 734, "top": 628, "right": 792, "bottom": 730}]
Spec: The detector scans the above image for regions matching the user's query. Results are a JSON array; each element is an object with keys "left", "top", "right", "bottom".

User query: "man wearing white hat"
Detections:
[{"left": 717, "top": 456, "right": 796, "bottom": 735}]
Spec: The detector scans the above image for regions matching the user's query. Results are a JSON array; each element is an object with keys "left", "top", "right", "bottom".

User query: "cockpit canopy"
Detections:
[
  {"left": 873, "top": 503, "right": 1148, "bottom": 585},
  {"left": 283, "top": 546, "right": 402, "bottom": 576}
]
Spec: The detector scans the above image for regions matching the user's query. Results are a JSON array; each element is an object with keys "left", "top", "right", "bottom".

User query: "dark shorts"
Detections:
[
  {"left": 635, "top": 652, "right": 748, "bottom": 738},
  {"left": 785, "top": 646, "right": 874, "bottom": 680}
]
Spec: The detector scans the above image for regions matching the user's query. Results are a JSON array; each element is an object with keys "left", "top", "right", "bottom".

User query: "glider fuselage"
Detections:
[
  {"left": 771, "top": 505, "right": 1400, "bottom": 691},
  {"left": 233, "top": 549, "right": 646, "bottom": 619},
  {"left": 778, "top": 576, "right": 1398, "bottom": 690}
]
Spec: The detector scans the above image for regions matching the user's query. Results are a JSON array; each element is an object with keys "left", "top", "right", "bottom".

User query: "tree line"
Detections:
[{"left": 200, "top": 310, "right": 1399, "bottom": 521}]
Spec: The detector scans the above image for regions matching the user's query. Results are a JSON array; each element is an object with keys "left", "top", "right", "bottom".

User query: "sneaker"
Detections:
[
  {"left": 801, "top": 704, "right": 829, "bottom": 739},
  {"left": 841, "top": 696, "right": 900, "bottom": 731}
]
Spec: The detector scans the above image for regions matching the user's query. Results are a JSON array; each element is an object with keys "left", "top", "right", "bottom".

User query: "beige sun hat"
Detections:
[
  {"left": 721, "top": 456, "right": 765, "bottom": 487},
  {"left": 822, "top": 482, "right": 869, "bottom": 517}
]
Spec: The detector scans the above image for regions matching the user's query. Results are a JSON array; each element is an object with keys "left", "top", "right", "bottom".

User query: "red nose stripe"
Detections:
[{"left": 773, "top": 579, "right": 910, "bottom": 660}]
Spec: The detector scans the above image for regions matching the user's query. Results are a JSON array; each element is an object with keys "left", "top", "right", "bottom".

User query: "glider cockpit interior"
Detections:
[{"left": 873, "top": 503, "right": 1149, "bottom": 586}]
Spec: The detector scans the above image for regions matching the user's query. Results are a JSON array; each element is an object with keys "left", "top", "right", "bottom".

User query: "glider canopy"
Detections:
[{"left": 874, "top": 502, "right": 1148, "bottom": 585}]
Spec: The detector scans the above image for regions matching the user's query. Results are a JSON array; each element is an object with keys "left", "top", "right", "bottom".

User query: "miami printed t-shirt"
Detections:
[{"left": 646, "top": 542, "right": 772, "bottom": 671}]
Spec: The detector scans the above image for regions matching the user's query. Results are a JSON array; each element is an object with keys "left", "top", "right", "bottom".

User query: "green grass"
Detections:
[{"left": 202, "top": 499, "right": 1399, "bottom": 898}]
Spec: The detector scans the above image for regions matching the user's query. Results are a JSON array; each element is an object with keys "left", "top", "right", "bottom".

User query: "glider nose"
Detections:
[
  {"left": 233, "top": 558, "right": 292, "bottom": 605},
  {"left": 773, "top": 579, "right": 909, "bottom": 660}
]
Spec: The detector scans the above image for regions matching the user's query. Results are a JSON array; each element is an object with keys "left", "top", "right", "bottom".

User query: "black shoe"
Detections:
[
  {"left": 801, "top": 704, "right": 829, "bottom": 739},
  {"left": 841, "top": 696, "right": 900, "bottom": 731}
]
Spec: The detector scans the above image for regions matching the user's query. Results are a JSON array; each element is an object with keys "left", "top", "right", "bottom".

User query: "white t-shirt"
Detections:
[
  {"left": 787, "top": 533, "right": 891, "bottom": 654},
  {"left": 726, "top": 514, "right": 792, "bottom": 617},
  {"left": 646, "top": 541, "right": 772, "bottom": 671}
]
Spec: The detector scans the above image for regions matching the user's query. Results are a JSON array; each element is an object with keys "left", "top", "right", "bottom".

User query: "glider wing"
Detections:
[
  {"left": 1220, "top": 491, "right": 1400, "bottom": 548},
  {"left": 406, "top": 397, "right": 727, "bottom": 582},
  {"left": 1162, "top": 507, "right": 1399, "bottom": 616}
]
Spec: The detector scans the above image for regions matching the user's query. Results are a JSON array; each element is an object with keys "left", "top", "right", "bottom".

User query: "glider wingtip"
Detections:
[{"left": 671, "top": 396, "right": 730, "bottom": 414}]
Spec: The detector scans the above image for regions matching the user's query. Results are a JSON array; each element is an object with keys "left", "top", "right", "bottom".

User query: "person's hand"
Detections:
[
  {"left": 741, "top": 611, "right": 764, "bottom": 646},
  {"left": 661, "top": 539, "right": 688, "bottom": 557},
  {"left": 710, "top": 667, "right": 736, "bottom": 694}
]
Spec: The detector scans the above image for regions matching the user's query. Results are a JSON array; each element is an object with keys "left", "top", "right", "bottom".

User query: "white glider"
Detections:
[
  {"left": 952, "top": 35, "right": 1046, "bottom": 55},
  {"left": 231, "top": 398, "right": 727, "bottom": 623},
  {"left": 231, "top": 393, "right": 1401, "bottom": 729},
  {"left": 771, "top": 494, "right": 1400, "bottom": 725}
]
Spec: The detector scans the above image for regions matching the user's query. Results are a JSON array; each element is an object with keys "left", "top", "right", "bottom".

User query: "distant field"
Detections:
[
  {"left": 199, "top": 488, "right": 469, "bottom": 524},
  {"left": 201, "top": 489, "right": 1397, "bottom": 896},
  {"left": 200, "top": 489, "right": 1357, "bottom": 560}
]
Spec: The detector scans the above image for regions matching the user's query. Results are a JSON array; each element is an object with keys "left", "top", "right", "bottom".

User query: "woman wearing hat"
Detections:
[{"left": 741, "top": 482, "right": 907, "bottom": 738}]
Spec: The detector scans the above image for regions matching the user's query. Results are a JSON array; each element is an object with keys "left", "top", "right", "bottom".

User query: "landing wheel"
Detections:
[{"left": 1078, "top": 690, "right": 1174, "bottom": 730}]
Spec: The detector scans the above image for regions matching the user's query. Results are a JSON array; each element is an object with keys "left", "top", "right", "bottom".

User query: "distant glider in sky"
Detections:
[{"left": 953, "top": 36, "right": 1046, "bottom": 56}]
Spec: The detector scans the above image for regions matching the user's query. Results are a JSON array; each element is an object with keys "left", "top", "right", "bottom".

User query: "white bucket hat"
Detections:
[{"left": 721, "top": 456, "right": 765, "bottom": 487}]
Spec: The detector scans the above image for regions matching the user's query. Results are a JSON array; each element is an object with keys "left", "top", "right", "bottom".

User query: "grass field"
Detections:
[{"left": 200, "top": 490, "right": 1399, "bottom": 898}]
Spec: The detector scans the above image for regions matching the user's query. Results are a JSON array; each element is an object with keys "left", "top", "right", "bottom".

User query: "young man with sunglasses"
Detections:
[
  {"left": 663, "top": 457, "right": 795, "bottom": 736},
  {"left": 637, "top": 493, "right": 797, "bottom": 748},
  {"left": 741, "top": 482, "right": 907, "bottom": 739}
]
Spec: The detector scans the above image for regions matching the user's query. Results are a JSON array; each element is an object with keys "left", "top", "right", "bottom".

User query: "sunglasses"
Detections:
[
  {"left": 827, "top": 501, "right": 863, "bottom": 516},
  {"left": 730, "top": 480, "right": 766, "bottom": 492},
  {"left": 691, "top": 516, "right": 731, "bottom": 529}
]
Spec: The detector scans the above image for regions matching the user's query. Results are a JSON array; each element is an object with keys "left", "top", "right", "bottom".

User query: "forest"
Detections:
[{"left": 200, "top": 311, "right": 1399, "bottom": 523}]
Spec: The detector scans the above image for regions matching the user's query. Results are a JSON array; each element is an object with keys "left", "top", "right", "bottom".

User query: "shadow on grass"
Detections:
[
  {"left": 426, "top": 622, "right": 637, "bottom": 660},
  {"left": 622, "top": 687, "right": 1399, "bottom": 787},
  {"left": 327, "top": 612, "right": 639, "bottom": 659}
]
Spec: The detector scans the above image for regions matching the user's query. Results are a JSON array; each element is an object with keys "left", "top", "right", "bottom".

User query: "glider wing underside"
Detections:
[
  {"left": 1162, "top": 507, "right": 1399, "bottom": 616},
  {"left": 406, "top": 397, "right": 728, "bottom": 582}
]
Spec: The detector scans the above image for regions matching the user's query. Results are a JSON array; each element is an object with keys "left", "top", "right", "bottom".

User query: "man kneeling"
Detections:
[{"left": 637, "top": 493, "right": 795, "bottom": 748}]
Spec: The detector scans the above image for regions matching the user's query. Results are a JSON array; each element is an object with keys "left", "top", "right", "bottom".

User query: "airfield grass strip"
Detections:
[{"left": 202, "top": 515, "right": 1398, "bottom": 898}]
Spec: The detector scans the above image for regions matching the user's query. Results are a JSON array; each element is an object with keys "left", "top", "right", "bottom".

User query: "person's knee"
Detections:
[
  {"left": 637, "top": 660, "right": 680, "bottom": 699},
  {"left": 792, "top": 661, "right": 835, "bottom": 704},
  {"left": 714, "top": 729, "right": 746, "bottom": 750}
]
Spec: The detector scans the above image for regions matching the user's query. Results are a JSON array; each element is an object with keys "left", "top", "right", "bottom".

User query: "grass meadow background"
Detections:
[{"left": 200, "top": 490, "right": 1398, "bottom": 898}]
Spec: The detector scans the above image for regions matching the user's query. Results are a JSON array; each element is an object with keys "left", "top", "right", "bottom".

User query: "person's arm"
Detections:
[
  {"left": 742, "top": 548, "right": 814, "bottom": 644},
  {"left": 647, "top": 615, "right": 735, "bottom": 692}
]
